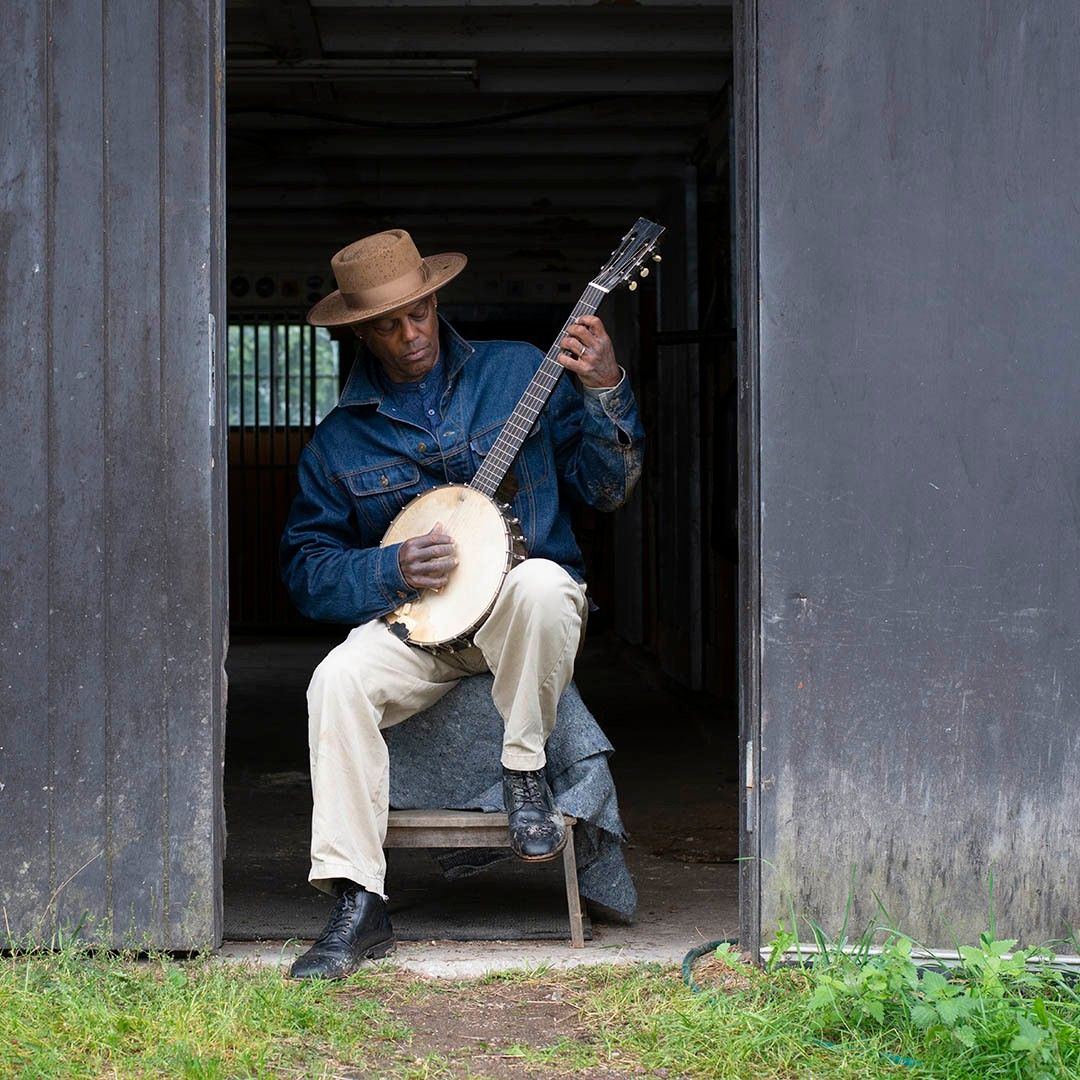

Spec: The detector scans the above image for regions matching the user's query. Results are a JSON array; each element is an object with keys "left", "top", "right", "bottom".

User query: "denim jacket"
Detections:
[{"left": 280, "top": 316, "right": 644, "bottom": 625}]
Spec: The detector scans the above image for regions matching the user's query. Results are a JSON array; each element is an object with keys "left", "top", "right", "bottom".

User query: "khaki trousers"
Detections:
[{"left": 306, "top": 558, "right": 588, "bottom": 896}]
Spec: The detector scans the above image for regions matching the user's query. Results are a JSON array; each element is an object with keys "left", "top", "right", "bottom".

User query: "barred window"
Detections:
[{"left": 227, "top": 321, "right": 340, "bottom": 428}]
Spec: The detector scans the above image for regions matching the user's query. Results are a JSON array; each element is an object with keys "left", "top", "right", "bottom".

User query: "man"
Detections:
[{"left": 281, "top": 228, "right": 644, "bottom": 979}]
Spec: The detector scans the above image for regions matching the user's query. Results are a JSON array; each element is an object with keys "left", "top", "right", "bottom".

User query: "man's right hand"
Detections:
[{"left": 398, "top": 522, "right": 457, "bottom": 591}]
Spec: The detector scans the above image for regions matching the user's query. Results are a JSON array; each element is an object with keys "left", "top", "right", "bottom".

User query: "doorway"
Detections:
[{"left": 221, "top": 0, "right": 743, "bottom": 956}]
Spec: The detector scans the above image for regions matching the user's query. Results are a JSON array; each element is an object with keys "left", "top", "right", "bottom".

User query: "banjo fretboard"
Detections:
[{"left": 468, "top": 282, "right": 609, "bottom": 499}]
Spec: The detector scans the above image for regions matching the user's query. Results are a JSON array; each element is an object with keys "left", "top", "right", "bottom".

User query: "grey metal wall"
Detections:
[
  {"left": 749, "top": 1, "right": 1080, "bottom": 944},
  {"left": 0, "top": 0, "right": 226, "bottom": 949}
]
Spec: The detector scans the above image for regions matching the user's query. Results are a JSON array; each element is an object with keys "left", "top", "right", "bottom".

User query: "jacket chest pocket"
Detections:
[
  {"left": 469, "top": 421, "right": 549, "bottom": 492},
  {"left": 342, "top": 459, "right": 424, "bottom": 535}
]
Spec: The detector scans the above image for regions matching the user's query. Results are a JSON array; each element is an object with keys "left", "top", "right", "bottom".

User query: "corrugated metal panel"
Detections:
[
  {"left": 0, "top": 0, "right": 225, "bottom": 949},
  {"left": 753, "top": 0, "right": 1080, "bottom": 944}
]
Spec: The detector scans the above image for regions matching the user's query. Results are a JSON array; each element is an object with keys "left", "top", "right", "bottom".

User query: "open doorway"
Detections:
[{"left": 222, "top": 0, "right": 740, "bottom": 955}]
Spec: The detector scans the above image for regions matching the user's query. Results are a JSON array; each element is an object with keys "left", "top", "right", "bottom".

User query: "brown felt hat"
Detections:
[{"left": 306, "top": 229, "right": 466, "bottom": 327}]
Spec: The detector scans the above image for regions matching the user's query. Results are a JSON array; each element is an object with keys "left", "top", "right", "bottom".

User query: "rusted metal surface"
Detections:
[
  {"left": 753, "top": 0, "right": 1080, "bottom": 944},
  {"left": 0, "top": 0, "right": 226, "bottom": 949}
]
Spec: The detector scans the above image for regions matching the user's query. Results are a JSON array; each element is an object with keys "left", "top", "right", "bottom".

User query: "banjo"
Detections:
[{"left": 380, "top": 217, "right": 666, "bottom": 652}]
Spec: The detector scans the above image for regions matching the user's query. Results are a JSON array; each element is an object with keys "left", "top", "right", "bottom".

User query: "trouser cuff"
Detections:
[
  {"left": 309, "top": 860, "right": 386, "bottom": 900},
  {"left": 501, "top": 749, "right": 547, "bottom": 771}
]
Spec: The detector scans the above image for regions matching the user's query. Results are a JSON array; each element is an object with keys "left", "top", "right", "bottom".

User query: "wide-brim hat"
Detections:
[{"left": 306, "top": 228, "right": 466, "bottom": 327}]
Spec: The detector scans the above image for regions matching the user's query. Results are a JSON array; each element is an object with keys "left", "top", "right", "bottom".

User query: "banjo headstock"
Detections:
[{"left": 592, "top": 217, "right": 666, "bottom": 293}]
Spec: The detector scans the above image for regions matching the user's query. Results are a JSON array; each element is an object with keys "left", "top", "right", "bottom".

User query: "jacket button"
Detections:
[
  {"left": 418, "top": 442, "right": 427, "bottom": 452},
  {"left": 380, "top": 476, "right": 389, "bottom": 487}
]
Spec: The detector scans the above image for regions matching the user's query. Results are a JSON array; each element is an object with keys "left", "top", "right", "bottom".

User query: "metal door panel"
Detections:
[
  {"left": 0, "top": 0, "right": 226, "bottom": 949},
  {"left": 750, "top": 0, "right": 1080, "bottom": 944}
]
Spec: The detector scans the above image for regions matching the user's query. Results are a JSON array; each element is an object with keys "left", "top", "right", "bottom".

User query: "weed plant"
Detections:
[{"left": 748, "top": 900, "right": 1080, "bottom": 1080}]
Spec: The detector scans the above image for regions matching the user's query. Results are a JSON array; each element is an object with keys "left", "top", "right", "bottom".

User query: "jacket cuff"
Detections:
[
  {"left": 375, "top": 542, "right": 418, "bottom": 610},
  {"left": 582, "top": 367, "right": 633, "bottom": 420},
  {"left": 581, "top": 367, "right": 638, "bottom": 441}
]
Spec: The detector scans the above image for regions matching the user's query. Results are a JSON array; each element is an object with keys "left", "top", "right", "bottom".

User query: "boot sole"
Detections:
[
  {"left": 289, "top": 937, "right": 396, "bottom": 981},
  {"left": 511, "top": 830, "right": 569, "bottom": 863}
]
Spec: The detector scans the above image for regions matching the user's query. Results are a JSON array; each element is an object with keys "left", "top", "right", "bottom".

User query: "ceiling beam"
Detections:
[
  {"left": 226, "top": 156, "right": 690, "bottom": 187},
  {"left": 309, "top": 9, "right": 732, "bottom": 56},
  {"left": 253, "top": 0, "right": 335, "bottom": 102},
  {"left": 258, "top": 0, "right": 324, "bottom": 57},
  {"left": 228, "top": 208, "right": 644, "bottom": 235},
  {"left": 228, "top": 1, "right": 731, "bottom": 9},
  {"left": 228, "top": 57, "right": 728, "bottom": 94},
  {"left": 228, "top": 181, "right": 664, "bottom": 210},
  {"left": 228, "top": 133, "right": 698, "bottom": 164},
  {"left": 307, "top": 1, "right": 731, "bottom": 8},
  {"left": 225, "top": 93, "right": 715, "bottom": 128}
]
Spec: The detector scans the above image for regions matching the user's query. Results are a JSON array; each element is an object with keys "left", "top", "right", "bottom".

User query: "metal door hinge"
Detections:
[{"left": 745, "top": 739, "right": 754, "bottom": 833}]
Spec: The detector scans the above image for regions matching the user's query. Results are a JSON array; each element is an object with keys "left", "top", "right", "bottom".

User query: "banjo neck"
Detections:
[{"left": 468, "top": 282, "right": 610, "bottom": 499}]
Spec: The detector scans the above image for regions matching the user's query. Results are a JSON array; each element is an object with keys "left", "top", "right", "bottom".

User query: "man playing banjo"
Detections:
[{"left": 281, "top": 227, "right": 645, "bottom": 980}]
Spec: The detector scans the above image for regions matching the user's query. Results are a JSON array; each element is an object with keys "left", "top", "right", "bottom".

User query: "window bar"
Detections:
[
  {"left": 298, "top": 323, "right": 307, "bottom": 435},
  {"left": 309, "top": 324, "right": 318, "bottom": 430},
  {"left": 269, "top": 322, "right": 277, "bottom": 441},
  {"left": 273, "top": 322, "right": 282, "bottom": 627},
  {"left": 254, "top": 322, "right": 265, "bottom": 625},
  {"left": 299, "top": 322, "right": 306, "bottom": 432},
  {"left": 283, "top": 321, "right": 292, "bottom": 462},
  {"left": 237, "top": 322, "right": 245, "bottom": 437},
  {"left": 235, "top": 321, "right": 244, "bottom": 624}
]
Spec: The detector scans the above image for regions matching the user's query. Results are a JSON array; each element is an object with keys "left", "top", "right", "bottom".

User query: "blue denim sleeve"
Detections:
[
  {"left": 549, "top": 367, "right": 645, "bottom": 510},
  {"left": 280, "top": 442, "right": 418, "bottom": 624}
]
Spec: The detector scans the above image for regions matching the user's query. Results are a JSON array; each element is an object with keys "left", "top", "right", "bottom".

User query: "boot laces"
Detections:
[
  {"left": 317, "top": 888, "right": 360, "bottom": 945},
  {"left": 510, "top": 770, "right": 546, "bottom": 810}
]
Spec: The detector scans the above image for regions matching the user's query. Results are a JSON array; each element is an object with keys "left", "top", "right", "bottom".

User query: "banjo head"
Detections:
[{"left": 380, "top": 484, "right": 518, "bottom": 648}]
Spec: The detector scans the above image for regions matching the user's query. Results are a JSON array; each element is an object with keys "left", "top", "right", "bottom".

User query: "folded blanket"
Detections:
[{"left": 385, "top": 673, "right": 637, "bottom": 920}]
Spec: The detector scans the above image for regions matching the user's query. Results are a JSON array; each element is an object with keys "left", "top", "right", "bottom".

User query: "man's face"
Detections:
[{"left": 354, "top": 295, "right": 440, "bottom": 383}]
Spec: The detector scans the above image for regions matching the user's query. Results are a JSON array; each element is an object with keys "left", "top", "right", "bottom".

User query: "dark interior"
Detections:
[{"left": 222, "top": 0, "right": 740, "bottom": 944}]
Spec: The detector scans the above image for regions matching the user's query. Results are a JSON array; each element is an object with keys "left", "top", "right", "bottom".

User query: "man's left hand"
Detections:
[{"left": 558, "top": 315, "right": 620, "bottom": 390}]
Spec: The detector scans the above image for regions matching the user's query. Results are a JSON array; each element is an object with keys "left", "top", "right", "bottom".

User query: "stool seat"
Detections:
[{"left": 384, "top": 808, "right": 586, "bottom": 947}]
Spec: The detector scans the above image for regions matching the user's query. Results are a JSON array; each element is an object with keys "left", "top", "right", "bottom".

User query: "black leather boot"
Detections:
[
  {"left": 502, "top": 767, "right": 567, "bottom": 861},
  {"left": 289, "top": 881, "right": 394, "bottom": 980}
]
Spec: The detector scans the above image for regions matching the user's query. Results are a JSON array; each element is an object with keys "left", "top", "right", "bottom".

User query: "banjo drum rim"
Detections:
[{"left": 379, "top": 483, "right": 525, "bottom": 650}]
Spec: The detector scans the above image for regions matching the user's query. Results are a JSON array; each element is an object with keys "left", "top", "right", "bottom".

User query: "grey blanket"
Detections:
[{"left": 385, "top": 674, "right": 637, "bottom": 920}]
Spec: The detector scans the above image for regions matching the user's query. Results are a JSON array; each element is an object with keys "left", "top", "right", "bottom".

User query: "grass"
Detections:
[
  {"left": 0, "top": 948, "right": 410, "bottom": 1078},
  {"left": 2, "top": 932, "right": 1079, "bottom": 1078}
]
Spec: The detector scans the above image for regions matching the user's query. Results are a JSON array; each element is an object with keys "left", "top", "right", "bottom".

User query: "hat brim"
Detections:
[{"left": 306, "top": 252, "right": 467, "bottom": 327}]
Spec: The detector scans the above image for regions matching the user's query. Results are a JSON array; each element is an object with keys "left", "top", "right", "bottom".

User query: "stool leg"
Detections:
[{"left": 561, "top": 823, "right": 585, "bottom": 948}]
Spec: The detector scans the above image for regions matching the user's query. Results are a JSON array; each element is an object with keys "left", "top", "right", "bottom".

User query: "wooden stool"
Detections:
[{"left": 384, "top": 809, "right": 586, "bottom": 948}]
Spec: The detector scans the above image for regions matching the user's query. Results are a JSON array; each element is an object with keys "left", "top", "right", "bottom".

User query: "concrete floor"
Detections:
[{"left": 224, "top": 634, "right": 740, "bottom": 975}]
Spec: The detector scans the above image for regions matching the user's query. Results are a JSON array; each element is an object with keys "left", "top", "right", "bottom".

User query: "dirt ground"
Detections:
[{"left": 340, "top": 974, "right": 681, "bottom": 1079}]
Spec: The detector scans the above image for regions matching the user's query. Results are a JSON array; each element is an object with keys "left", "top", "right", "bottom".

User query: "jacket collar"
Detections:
[{"left": 338, "top": 314, "right": 476, "bottom": 408}]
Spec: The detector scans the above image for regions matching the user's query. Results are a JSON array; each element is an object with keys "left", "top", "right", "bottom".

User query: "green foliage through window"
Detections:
[{"left": 227, "top": 322, "right": 340, "bottom": 428}]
